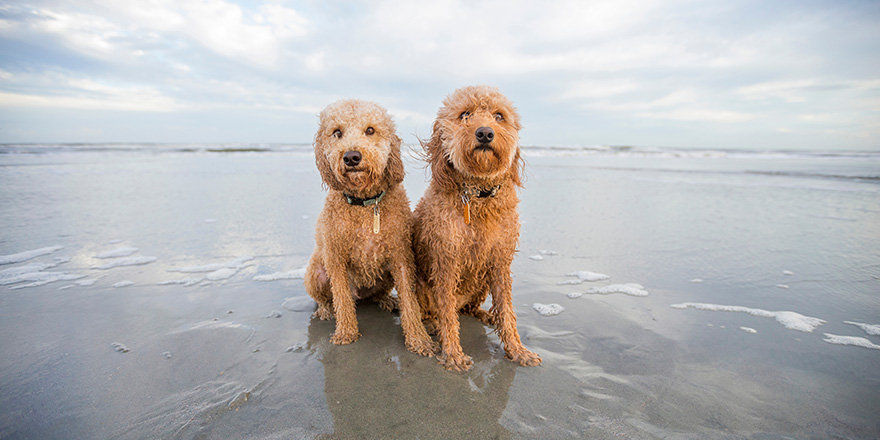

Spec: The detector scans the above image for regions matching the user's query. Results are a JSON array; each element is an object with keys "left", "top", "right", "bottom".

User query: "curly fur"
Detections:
[
  {"left": 305, "top": 99, "right": 437, "bottom": 356},
  {"left": 413, "top": 85, "right": 541, "bottom": 371}
]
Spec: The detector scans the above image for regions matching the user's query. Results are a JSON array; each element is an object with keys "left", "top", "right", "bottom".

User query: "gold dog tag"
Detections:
[
  {"left": 461, "top": 193, "right": 471, "bottom": 225},
  {"left": 373, "top": 205, "right": 380, "bottom": 234}
]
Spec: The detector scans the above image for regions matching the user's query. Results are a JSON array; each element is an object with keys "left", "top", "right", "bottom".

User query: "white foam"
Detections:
[
  {"left": 775, "top": 284, "right": 790, "bottom": 289},
  {"left": 0, "top": 260, "right": 66, "bottom": 281},
  {"left": 0, "top": 245, "right": 64, "bottom": 265},
  {"left": 2, "top": 269, "right": 85, "bottom": 289},
  {"left": 566, "top": 292, "right": 583, "bottom": 299},
  {"left": 75, "top": 278, "right": 101, "bottom": 287},
  {"left": 162, "top": 257, "right": 253, "bottom": 285},
  {"left": 783, "top": 270, "right": 794, "bottom": 276},
  {"left": 95, "top": 247, "right": 139, "bottom": 259},
  {"left": 532, "top": 303, "right": 565, "bottom": 316},
  {"left": 740, "top": 327, "right": 757, "bottom": 334},
  {"left": 690, "top": 278, "right": 705, "bottom": 283},
  {"left": 206, "top": 267, "right": 238, "bottom": 281},
  {"left": 113, "top": 280, "right": 135, "bottom": 288},
  {"left": 670, "top": 302, "right": 826, "bottom": 332},
  {"left": 95, "top": 256, "right": 158, "bottom": 270},
  {"left": 528, "top": 254, "right": 544, "bottom": 261},
  {"left": 253, "top": 267, "right": 307, "bottom": 281},
  {"left": 158, "top": 277, "right": 204, "bottom": 287},
  {"left": 539, "top": 250, "right": 558, "bottom": 256},
  {"left": 844, "top": 321, "right": 880, "bottom": 336},
  {"left": 560, "top": 271, "right": 610, "bottom": 285},
  {"left": 823, "top": 334, "right": 880, "bottom": 350},
  {"left": 587, "top": 283, "right": 649, "bottom": 297},
  {"left": 168, "top": 256, "right": 253, "bottom": 273}
]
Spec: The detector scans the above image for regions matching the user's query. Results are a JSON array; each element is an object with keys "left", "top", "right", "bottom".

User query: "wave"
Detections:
[
  {"left": 0, "top": 143, "right": 314, "bottom": 155},
  {"left": 2, "top": 143, "right": 878, "bottom": 160},
  {"left": 520, "top": 145, "right": 880, "bottom": 161}
]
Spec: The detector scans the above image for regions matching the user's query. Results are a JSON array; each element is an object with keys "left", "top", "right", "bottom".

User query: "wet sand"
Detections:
[{"left": 1, "top": 146, "right": 878, "bottom": 439}]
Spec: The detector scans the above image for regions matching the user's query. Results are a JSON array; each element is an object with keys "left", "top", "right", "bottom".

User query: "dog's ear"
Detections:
[
  {"left": 509, "top": 145, "right": 526, "bottom": 188},
  {"left": 384, "top": 134, "right": 405, "bottom": 186},
  {"left": 314, "top": 135, "right": 343, "bottom": 191},
  {"left": 424, "top": 120, "right": 456, "bottom": 190}
]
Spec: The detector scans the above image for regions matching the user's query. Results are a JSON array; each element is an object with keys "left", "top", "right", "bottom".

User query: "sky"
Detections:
[{"left": 0, "top": 0, "right": 878, "bottom": 150}]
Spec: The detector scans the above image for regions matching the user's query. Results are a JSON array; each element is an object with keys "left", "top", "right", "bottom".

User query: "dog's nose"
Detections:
[
  {"left": 343, "top": 150, "right": 362, "bottom": 167},
  {"left": 475, "top": 126, "right": 495, "bottom": 144}
]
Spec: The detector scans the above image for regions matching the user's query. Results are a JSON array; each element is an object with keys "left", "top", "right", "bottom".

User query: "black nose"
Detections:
[
  {"left": 475, "top": 126, "right": 495, "bottom": 144},
  {"left": 343, "top": 150, "right": 361, "bottom": 167}
]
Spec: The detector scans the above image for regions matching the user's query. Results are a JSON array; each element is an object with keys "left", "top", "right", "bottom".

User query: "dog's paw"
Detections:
[
  {"left": 330, "top": 330, "right": 361, "bottom": 345},
  {"left": 437, "top": 352, "right": 474, "bottom": 372},
  {"left": 376, "top": 295, "right": 399, "bottom": 313},
  {"left": 507, "top": 349, "right": 542, "bottom": 367},
  {"left": 406, "top": 337, "right": 440, "bottom": 357},
  {"left": 312, "top": 305, "right": 334, "bottom": 320},
  {"left": 423, "top": 318, "right": 440, "bottom": 336},
  {"left": 470, "top": 308, "right": 497, "bottom": 326}
]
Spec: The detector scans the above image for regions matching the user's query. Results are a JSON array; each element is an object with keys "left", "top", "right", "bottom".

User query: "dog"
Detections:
[
  {"left": 304, "top": 99, "right": 437, "bottom": 357},
  {"left": 413, "top": 85, "right": 542, "bottom": 371}
]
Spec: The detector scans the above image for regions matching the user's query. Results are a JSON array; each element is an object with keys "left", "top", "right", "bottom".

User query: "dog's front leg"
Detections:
[
  {"left": 325, "top": 257, "right": 360, "bottom": 345},
  {"left": 433, "top": 264, "right": 473, "bottom": 371},
  {"left": 392, "top": 256, "right": 439, "bottom": 357},
  {"left": 489, "top": 256, "right": 542, "bottom": 367}
]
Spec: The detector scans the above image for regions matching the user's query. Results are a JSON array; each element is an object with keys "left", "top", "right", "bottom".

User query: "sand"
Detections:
[{"left": 1, "top": 144, "right": 879, "bottom": 439}]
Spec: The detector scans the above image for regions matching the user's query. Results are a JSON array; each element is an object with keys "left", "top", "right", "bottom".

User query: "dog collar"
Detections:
[
  {"left": 460, "top": 184, "right": 501, "bottom": 225},
  {"left": 343, "top": 190, "right": 386, "bottom": 206},
  {"left": 343, "top": 190, "right": 385, "bottom": 234}
]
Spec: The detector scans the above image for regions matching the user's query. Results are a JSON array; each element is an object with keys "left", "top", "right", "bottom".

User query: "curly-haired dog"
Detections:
[
  {"left": 304, "top": 99, "right": 437, "bottom": 356},
  {"left": 413, "top": 85, "right": 542, "bottom": 371}
]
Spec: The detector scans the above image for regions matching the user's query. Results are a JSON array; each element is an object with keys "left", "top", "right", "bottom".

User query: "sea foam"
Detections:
[
  {"left": 533, "top": 303, "right": 565, "bottom": 316},
  {"left": 844, "top": 321, "right": 880, "bottom": 336},
  {"left": 670, "top": 302, "right": 825, "bottom": 332},
  {"left": 0, "top": 246, "right": 64, "bottom": 265},
  {"left": 95, "top": 256, "right": 158, "bottom": 270},
  {"left": 587, "top": 283, "right": 649, "bottom": 297},
  {"left": 823, "top": 334, "right": 880, "bottom": 350},
  {"left": 95, "top": 247, "right": 139, "bottom": 259},
  {"left": 253, "top": 267, "right": 307, "bottom": 281},
  {"left": 559, "top": 271, "right": 610, "bottom": 285}
]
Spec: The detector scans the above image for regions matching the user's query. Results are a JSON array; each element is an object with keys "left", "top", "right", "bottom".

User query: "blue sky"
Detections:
[{"left": 1, "top": 0, "right": 878, "bottom": 150}]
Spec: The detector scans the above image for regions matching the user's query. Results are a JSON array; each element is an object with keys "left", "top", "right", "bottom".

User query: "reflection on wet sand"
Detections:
[{"left": 308, "top": 303, "right": 517, "bottom": 439}]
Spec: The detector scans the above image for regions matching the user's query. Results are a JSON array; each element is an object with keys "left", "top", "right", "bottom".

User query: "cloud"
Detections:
[{"left": 0, "top": 0, "right": 877, "bottom": 149}]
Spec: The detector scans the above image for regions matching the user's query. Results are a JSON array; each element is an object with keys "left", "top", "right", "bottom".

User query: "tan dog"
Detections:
[
  {"left": 304, "top": 99, "right": 437, "bottom": 357},
  {"left": 413, "top": 85, "right": 542, "bottom": 371}
]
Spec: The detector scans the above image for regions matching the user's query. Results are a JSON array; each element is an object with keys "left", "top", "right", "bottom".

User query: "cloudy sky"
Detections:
[{"left": 1, "top": 0, "right": 878, "bottom": 150}]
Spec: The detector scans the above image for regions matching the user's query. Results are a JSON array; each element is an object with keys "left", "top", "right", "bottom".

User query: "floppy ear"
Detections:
[
  {"left": 509, "top": 145, "right": 526, "bottom": 188},
  {"left": 314, "top": 135, "right": 343, "bottom": 191},
  {"left": 384, "top": 134, "right": 405, "bottom": 186},
  {"left": 423, "top": 120, "right": 456, "bottom": 191}
]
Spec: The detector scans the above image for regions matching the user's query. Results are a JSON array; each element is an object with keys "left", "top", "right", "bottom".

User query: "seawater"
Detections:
[{"left": 1, "top": 143, "right": 878, "bottom": 439}]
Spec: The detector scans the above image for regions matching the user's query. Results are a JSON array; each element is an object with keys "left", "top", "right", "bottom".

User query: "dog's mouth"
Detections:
[{"left": 474, "top": 144, "right": 494, "bottom": 153}]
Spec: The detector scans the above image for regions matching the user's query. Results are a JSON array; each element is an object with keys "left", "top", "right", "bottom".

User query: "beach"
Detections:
[{"left": 1, "top": 144, "right": 878, "bottom": 439}]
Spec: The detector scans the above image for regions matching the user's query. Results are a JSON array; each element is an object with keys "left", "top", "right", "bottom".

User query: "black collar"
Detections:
[
  {"left": 464, "top": 184, "right": 501, "bottom": 199},
  {"left": 343, "top": 190, "right": 385, "bottom": 206}
]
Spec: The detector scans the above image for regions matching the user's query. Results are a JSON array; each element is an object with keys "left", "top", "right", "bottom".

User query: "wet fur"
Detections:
[
  {"left": 413, "top": 86, "right": 541, "bottom": 371},
  {"left": 305, "top": 99, "right": 438, "bottom": 356}
]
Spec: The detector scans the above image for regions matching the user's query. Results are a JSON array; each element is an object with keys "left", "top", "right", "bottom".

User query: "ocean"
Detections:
[{"left": 1, "top": 143, "right": 878, "bottom": 439}]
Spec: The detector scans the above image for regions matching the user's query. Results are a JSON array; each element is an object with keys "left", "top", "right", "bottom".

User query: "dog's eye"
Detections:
[
  {"left": 459, "top": 111, "right": 470, "bottom": 120},
  {"left": 365, "top": 127, "right": 375, "bottom": 135},
  {"left": 332, "top": 129, "right": 342, "bottom": 138},
  {"left": 494, "top": 112, "right": 504, "bottom": 122}
]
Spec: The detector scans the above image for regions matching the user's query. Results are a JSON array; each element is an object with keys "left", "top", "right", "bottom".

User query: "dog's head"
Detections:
[
  {"left": 314, "top": 99, "right": 404, "bottom": 193},
  {"left": 424, "top": 85, "right": 524, "bottom": 189}
]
